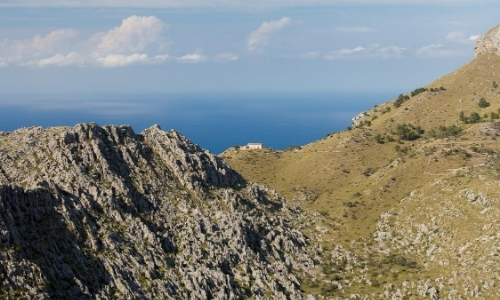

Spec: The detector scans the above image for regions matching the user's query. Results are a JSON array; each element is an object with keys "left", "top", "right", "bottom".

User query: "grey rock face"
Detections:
[
  {"left": 0, "top": 124, "right": 316, "bottom": 299},
  {"left": 475, "top": 24, "right": 500, "bottom": 57}
]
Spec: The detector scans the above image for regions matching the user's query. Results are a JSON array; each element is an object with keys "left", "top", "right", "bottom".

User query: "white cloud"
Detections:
[
  {"left": 469, "top": 35, "right": 480, "bottom": 40},
  {"left": 98, "top": 53, "right": 150, "bottom": 67},
  {"left": 376, "top": 45, "right": 408, "bottom": 58},
  {"left": 214, "top": 53, "right": 238, "bottom": 63},
  {"left": 32, "top": 29, "right": 79, "bottom": 50},
  {"left": 336, "top": 26, "right": 374, "bottom": 33},
  {"left": 96, "top": 15, "right": 166, "bottom": 54},
  {"left": 337, "top": 46, "right": 366, "bottom": 55},
  {"left": 416, "top": 30, "right": 476, "bottom": 58},
  {"left": 0, "top": 15, "right": 172, "bottom": 68},
  {"left": 35, "top": 52, "right": 85, "bottom": 67},
  {"left": 444, "top": 30, "right": 476, "bottom": 45},
  {"left": 323, "top": 44, "right": 407, "bottom": 60},
  {"left": 416, "top": 43, "right": 467, "bottom": 57},
  {"left": 0, "top": 28, "right": 79, "bottom": 67},
  {"left": 178, "top": 53, "right": 208, "bottom": 63},
  {"left": 247, "top": 17, "right": 291, "bottom": 51}
]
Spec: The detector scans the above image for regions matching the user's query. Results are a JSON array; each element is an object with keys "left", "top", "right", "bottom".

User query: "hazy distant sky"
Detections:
[{"left": 0, "top": 1, "right": 498, "bottom": 94}]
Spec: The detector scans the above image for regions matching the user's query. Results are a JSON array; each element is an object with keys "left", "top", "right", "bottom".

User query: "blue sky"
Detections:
[{"left": 0, "top": 1, "right": 498, "bottom": 94}]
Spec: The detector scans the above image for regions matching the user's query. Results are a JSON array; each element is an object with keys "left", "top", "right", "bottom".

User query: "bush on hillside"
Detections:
[
  {"left": 374, "top": 134, "right": 395, "bottom": 144},
  {"left": 478, "top": 98, "right": 490, "bottom": 108},
  {"left": 395, "top": 123, "right": 424, "bottom": 140},
  {"left": 410, "top": 87, "right": 427, "bottom": 97},
  {"left": 460, "top": 111, "right": 482, "bottom": 124},
  {"left": 393, "top": 94, "right": 410, "bottom": 108},
  {"left": 428, "top": 125, "right": 463, "bottom": 138}
]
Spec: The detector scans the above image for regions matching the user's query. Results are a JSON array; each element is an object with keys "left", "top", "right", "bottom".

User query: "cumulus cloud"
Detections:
[
  {"left": 98, "top": 54, "right": 150, "bottom": 67},
  {"left": 336, "top": 26, "right": 374, "bottom": 33},
  {"left": 178, "top": 53, "right": 208, "bottom": 63},
  {"left": 0, "top": 28, "right": 79, "bottom": 67},
  {"left": 96, "top": 15, "right": 166, "bottom": 54},
  {"left": 35, "top": 52, "right": 85, "bottom": 67},
  {"left": 0, "top": 15, "right": 241, "bottom": 68},
  {"left": 324, "top": 44, "right": 407, "bottom": 60},
  {"left": 0, "top": 15, "right": 172, "bottom": 68},
  {"left": 247, "top": 17, "right": 291, "bottom": 51},
  {"left": 32, "top": 29, "right": 79, "bottom": 50}
]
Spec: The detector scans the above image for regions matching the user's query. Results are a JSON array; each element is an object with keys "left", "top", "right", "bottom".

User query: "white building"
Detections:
[{"left": 243, "top": 143, "right": 263, "bottom": 150}]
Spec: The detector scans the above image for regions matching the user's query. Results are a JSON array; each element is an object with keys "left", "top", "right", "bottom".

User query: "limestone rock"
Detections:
[
  {"left": 475, "top": 24, "right": 500, "bottom": 57},
  {"left": 0, "top": 123, "right": 317, "bottom": 299}
]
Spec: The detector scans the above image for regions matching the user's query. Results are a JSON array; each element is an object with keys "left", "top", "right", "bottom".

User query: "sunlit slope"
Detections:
[{"left": 222, "top": 52, "right": 500, "bottom": 243}]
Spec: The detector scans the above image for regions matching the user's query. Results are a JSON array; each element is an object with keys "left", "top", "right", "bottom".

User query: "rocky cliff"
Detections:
[
  {"left": 475, "top": 24, "right": 500, "bottom": 57},
  {"left": 0, "top": 124, "right": 317, "bottom": 299}
]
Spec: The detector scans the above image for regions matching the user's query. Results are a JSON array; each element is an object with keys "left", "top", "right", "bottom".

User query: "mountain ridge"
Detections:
[{"left": 0, "top": 123, "right": 318, "bottom": 299}]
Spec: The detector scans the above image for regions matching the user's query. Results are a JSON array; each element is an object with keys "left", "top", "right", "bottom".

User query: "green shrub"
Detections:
[
  {"left": 428, "top": 125, "right": 463, "bottom": 138},
  {"left": 460, "top": 111, "right": 482, "bottom": 124},
  {"left": 393, "top": 94, "right": 410, "bottom": 108},
  {"left": 410, "top": 87, "right": 427, "bottom": 97},
  {"left": 396, "top": 123, "right": 424, "bottom": 140},
  {"left": 478, "top": 98, "right": 490, "bottom": 108}
]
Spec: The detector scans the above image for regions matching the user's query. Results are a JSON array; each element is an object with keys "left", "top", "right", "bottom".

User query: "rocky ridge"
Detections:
[
  {"left": 0, "top": 123, "right": 317, "bottom": 299},
  {"left": 475, "top": 24, "right": 500, "bottom": 57}
]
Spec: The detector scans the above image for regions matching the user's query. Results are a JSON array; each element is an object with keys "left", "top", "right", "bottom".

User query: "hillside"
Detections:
[
  {"left": 221, "top": 25, "right": 500, "bottom": 298},
  {"left": 2, "top": 24, "right": 500, "bottom": 300},
  {"left": 0, "top": 124, "right": 318, "bottom": 299}
]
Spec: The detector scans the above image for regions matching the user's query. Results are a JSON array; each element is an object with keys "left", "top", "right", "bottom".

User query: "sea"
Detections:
[{"left": 0, "top": 91, "right": 396, "bottom": 154}]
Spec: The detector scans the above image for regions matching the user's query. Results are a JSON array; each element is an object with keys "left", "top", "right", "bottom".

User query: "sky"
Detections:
[{"left": 0, "top": 1, "right": 499, "bottom": 94}]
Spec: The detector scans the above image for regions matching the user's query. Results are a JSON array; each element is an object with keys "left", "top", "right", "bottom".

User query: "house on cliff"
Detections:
[{"left": 243, "top": 143, "right": 263, "bottom": 150}]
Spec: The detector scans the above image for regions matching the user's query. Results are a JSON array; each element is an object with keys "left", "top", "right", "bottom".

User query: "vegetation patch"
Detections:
[
  {"left": 393, "top": 94, "right": 410, "bottom": 108},
  {"left": 428, "top": 125, "right": 462, "bottom": 138},
  {"left": 395, "top": 123, "right": 424, "bottom": 141},
  {"left": 478, "top": 98, "right": 490, "bottom": 108},
  {"left": 459, "top": 111, "right": 482, "bottom": 124}
]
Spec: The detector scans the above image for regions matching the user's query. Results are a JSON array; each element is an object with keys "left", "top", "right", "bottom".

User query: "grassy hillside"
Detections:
[{"left": 221, "top": 52, "right": 500, "bottom": 298}]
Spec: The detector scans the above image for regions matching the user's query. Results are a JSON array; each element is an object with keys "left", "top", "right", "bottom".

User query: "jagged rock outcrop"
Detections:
[
  {"left": 475, "top": 24, "right": 500, "bottom": 57},
  {"left": 0, "top": 124, "right": 316, "bottom": 299}
]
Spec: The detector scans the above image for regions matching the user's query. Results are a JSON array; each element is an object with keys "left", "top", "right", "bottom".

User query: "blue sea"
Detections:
[{"left": 0, "top": 91, "right": 395, "bottom": 154}]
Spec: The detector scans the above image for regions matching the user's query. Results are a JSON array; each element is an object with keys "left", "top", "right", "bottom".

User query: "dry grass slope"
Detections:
[{"left": 222, "top": 51, "right": 500, "bottom": 298}]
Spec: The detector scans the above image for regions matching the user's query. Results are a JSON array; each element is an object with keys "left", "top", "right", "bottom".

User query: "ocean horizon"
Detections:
[{"left": 0, "top": 91, "right": 396, "bottom": 153}]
